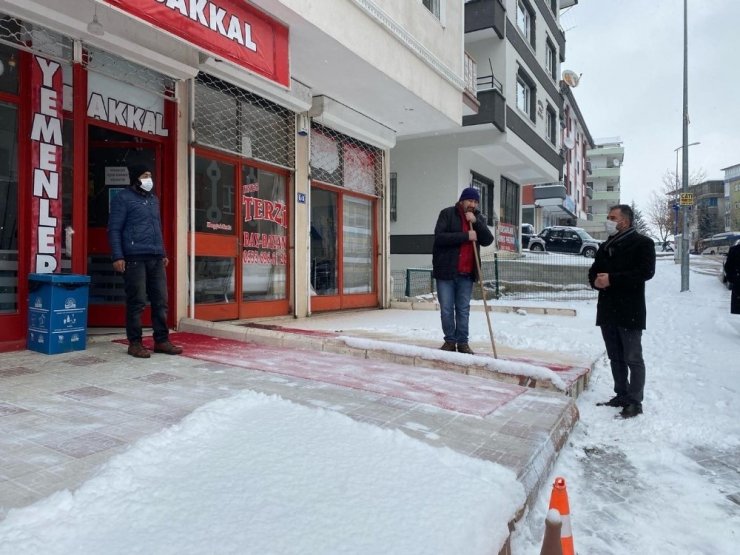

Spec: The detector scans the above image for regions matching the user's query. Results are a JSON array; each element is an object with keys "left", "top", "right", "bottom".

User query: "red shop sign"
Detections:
[
  {"left": 104, "top": 0, "right": 289, "bottom": 86},
  {"left": 30, "top": 55, "right": 64, "bottom": 273}
]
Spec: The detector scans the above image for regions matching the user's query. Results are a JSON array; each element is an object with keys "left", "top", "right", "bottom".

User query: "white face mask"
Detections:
[
  {"left": 605, "top": 220, "right": 619, "bottom": 236},
  {"left": 139, "top": 177, "right": 154, "bottom": 192}
]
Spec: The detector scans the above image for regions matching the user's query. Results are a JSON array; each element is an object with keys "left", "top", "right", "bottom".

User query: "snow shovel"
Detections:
[{"left": 473, "top": 242, "right": 498, "bottom": 359}]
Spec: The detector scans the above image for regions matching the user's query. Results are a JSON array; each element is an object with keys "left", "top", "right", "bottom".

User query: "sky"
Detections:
[
  {"left": 0, "top": 254, "right": 738, "bottom": 553},
  {"left": 559, "top": 0, "right": 740, "bottom": 211}
]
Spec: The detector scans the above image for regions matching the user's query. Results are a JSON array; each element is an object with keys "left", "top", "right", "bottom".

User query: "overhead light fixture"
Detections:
[{"left": 87, "top": 5, "right": 104, "bottom": 37}]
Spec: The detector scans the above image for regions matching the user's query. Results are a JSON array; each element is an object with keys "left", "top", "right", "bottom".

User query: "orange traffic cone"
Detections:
[
  {"left": 547, "top": 477, "right": 574, "bottom": 555},
  {"left": 539, "top": 508, "right": 563, "bottom": 555}
]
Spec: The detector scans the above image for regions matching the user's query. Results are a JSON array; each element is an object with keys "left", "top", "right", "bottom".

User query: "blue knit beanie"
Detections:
[{"left": 459, "top": 187, "right": 480, "bottom": 202}]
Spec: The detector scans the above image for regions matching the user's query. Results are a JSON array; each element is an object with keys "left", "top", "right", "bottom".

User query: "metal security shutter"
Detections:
[
  {"left": 310, "top": 123, "right": 384, "bottom": 198},
  {"left": 194, "top": 72, "right": 295, "bottom": 170}
]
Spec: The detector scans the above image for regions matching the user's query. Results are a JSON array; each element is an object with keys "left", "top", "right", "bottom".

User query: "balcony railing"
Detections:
[
  {"left": 464, "top": 52, "right": 477, "bottom": 98},
  {"left": 476, "top": 73, "right": 503, "bottom": 95},
  {"left": 533, "top": 183, "right": 567, "bottom": 201}
]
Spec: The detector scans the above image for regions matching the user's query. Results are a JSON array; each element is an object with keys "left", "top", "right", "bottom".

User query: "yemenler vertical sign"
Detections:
[{"left": 30, "top": 55, "right": 63, "bottom": 273}]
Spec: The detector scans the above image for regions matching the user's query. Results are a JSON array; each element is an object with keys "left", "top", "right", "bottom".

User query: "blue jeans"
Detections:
[
  {"left": 123, "top": 257, "right": 170, "bottom": 344},
  {"left": 600, "top": 325, "right": 646, "bottom": 404},
  {"left": 436, "top": 274, "right": 474, "bottom": 344}
]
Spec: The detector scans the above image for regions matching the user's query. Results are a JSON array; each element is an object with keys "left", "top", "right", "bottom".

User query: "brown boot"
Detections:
[
  {"left": 153, "top": 340, "right": 183, "bottom": 355},
  {"left": 127, "top": 342, "right": 151, "bottom": 358},
  {"left": 440, "top": 341, "right": 456, "bottom": 351},
  {"left": 457, "top": 343, "right": 475, "bottom": 355}
]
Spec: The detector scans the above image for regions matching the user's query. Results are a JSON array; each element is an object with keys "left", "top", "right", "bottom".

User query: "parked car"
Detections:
[
  {"left": 528, "top": 226, "right": 601, "bottom": 257},
  {"left": 521, "top": 223, "right": 535, "bottom": 249}
]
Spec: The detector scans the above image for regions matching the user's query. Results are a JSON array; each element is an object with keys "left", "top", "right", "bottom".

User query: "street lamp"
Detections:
[{"left": 679, "top": 0, "right": 691, "bottom": 292}]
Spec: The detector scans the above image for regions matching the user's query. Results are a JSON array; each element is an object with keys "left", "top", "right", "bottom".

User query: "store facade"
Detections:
[{"left": 0, "top": 0, "right": 396, "bottom": 352}]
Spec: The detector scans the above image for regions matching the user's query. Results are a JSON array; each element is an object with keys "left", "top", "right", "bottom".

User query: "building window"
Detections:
[
  {"left": 546, "top": 105, "right": 557, "bottom": 144},
  {"left": 546, "top": 39, "right": 557, "bottom": 80},
  {"left": 471, "top": 171, "right": 495, "bottom": 226},
  {"left": 390, "top": 172, "right": 397, "bottom": 222},
  {"left": 422, "top": 0, "right": 441, "bottom": 19},
  {"left": 516, "top": 68, "right": 536, "bottom": 122},
  {"left": 516, "top": 0, "right": 535, "bottom": 48},
  {"left": 500, "top": 176, "right": 521, "bottom": 228}
]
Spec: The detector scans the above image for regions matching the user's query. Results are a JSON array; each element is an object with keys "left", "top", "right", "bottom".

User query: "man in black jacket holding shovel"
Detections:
[
  {"left": 432, "top": 187, "right": 494, "bottom": 355},
  {"left": 589, "top": 204, "right": 655, "bottom": 418}
]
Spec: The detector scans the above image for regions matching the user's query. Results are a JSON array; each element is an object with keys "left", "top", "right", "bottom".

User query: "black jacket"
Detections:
[
  {"left": 432, "top": 204, "right": 494, "bottom": 281},
  {"left": 588, "top": 228, "right": 655, "bottom": 329},
  {"left": 725, "top": 244, "right": 740, "bottom": 289}
]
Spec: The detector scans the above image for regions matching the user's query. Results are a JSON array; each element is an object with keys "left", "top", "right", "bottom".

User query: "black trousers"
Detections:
[
  {"left": 123, "top": 257, "right": 169, "bottom": 344},
  {"left": 600, "top": 325, "right": 646, "bottom": 404}
]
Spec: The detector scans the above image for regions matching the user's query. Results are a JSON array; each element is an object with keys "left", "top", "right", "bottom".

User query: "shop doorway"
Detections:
[
  {"left": 86, "top": 125, "right": 160, "bottom": 326},
  {"left": 192, "top": 150, "right": 290, "bottom": 320},
  {"left": 310, "top": 183, "right": 377, "bottom": 312}
]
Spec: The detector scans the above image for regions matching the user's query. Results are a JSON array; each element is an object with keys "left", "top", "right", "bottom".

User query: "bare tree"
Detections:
[
  {"left": 646, "top": 169, "right": 707, "bottom": 241},
  {"left": 630, "top": 200, "right": 651, "bottom": 236}
]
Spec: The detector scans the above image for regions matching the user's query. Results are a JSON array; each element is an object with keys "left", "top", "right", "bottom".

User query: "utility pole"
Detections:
[{"left": 680, "top": 0, "right": 690, "bottom": 292}]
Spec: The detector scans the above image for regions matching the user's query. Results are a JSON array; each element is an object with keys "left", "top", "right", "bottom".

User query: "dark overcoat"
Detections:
[
  {"left": 588, "top": 228, "right": 656, "bottom": 329},
  {"left": 432, "top": 204, "right": 494, "bottom": 281},
  {"left": 724, "top": 243, "right": 740, "bottom": 314}
]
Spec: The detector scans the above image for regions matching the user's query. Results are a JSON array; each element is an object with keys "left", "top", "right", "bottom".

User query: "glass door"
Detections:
[
  {"left": 192, "top": 154, "right": 238, "bottom": 320},
  {"left": 192, "top": 151, "right": 290, "bottom": 320},
  {"left": 87, "top": 126, "right": 159, "bottom": 325},
  {"left": 310, "top": 183, "right": 377, "bottom": 312}
]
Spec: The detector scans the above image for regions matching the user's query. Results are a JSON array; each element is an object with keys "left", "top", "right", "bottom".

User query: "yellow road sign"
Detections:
[{"left": 679, "top": 193, "right": 694, "bottom": 206}]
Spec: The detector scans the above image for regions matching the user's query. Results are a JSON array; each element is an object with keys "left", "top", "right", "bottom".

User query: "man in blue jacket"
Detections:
[
  {"left": 108, "top": 164, "right": 182, "bottom": 358},
  {"left": 432, "top": 187, "right": 494, "bottom": 354},
  {"left": 589, "top": 204, "right": 655, "bottom": 418}
]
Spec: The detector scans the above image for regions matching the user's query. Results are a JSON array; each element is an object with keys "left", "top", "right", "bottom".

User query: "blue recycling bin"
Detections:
[{"left": 27, "top": 273, "right": 90, "bottom": 355}]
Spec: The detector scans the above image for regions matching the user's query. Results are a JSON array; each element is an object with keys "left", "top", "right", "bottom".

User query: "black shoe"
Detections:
[
  {"left": 440, "top": 341, "right": 456, "bottom": 352},
  {"left": 457, "top": 343, "right": 475, "bottom": 355},
  {"left": 597, "top": 396, "right": 629, "bottom": 408},
  {"left": 620, "top": 403, "right": 643, "bottom": 418}
]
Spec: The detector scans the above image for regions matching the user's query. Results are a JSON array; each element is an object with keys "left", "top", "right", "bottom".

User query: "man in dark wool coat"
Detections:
[
  {"left": 589, "top": 204, "right": 656, "bottom": 419},
  {"left": 725, "top": 239, "right": 740, "bottom": 318}
]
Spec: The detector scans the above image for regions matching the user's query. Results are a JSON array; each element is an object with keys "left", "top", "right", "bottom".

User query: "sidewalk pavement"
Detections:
[{"left": 0, "top": 315, "right": 592, "bottom": 551}]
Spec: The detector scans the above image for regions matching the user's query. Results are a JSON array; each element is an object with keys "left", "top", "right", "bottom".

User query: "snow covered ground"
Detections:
[{"left": 0, "top": 256, "right": 737, "bottom": 554}]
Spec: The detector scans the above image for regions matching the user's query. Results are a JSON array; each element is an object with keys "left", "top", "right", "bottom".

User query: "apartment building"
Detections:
[
  {"left": 523, "top": 83, "right": 593, "bottom": 231},
  {"left": 390, "top": 0, "right": 572, "bottom": 267},
  {"left": 690, "top": 180, "right": 726, "bottom": 245},
  {"left": 722, "top": 163, "right": 740, "bottom": 231},
  {"left": 0, "top": 0, "right": 466, "bottom": 351},
  {"left": 583, "top": 137, "right": 624, "bottom": 239}
]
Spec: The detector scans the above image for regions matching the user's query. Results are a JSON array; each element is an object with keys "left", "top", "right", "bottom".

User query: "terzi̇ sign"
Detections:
[{"left": 103, "top": 0, "right": 289, "bottom": 86}]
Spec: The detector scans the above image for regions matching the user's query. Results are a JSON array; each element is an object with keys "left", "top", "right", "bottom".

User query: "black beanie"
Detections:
[
  {"left": 459, "top": 187, "right": 480, "bottom": 203},
  {"left": 128, "top": 164, "right": 150, "bottom": 186}
]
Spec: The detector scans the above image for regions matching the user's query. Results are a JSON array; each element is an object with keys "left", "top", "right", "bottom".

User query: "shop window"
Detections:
[
  {"left": 310, "top": 187, "right": 338, "bottom": 296},
  {"left": 240, "top": 165, "right": 287, "bottom": 301},
  {"left": 0, "top": 43, "right": 19, "bottom": 95},
  {"left": 193, "top": 256, "right": 236, "bottom": 304},
  {"left": 343, "top": 196, "right": 373, "bottom": 294},
  {"left": 0, "top": 101, "right": 18, "bottom": 313},
  {"left": 193, "top": 157, "right": 236, "bottom": 234}
]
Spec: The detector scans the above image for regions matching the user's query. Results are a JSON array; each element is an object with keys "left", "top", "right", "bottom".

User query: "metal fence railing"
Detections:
[{"left": 392, "top": 251, "right": 598, "bottom": 302}]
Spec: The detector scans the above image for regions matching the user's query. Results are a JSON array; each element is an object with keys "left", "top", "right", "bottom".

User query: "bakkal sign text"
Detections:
[
  {"left": 30, "top": 56, "right": 63, "bottom": 273},
  {"left": 104, "top": 0, "right": 289, "bottom": 86}
]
